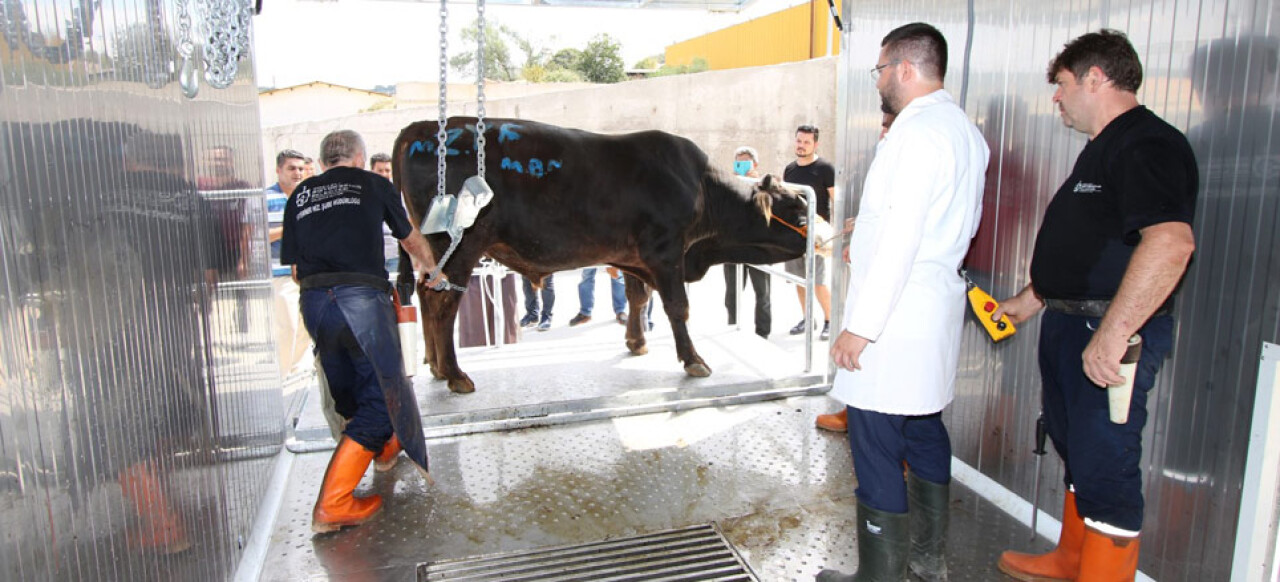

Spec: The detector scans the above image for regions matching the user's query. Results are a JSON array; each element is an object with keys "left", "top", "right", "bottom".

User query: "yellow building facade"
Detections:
[{"left": 665, "top": 0, "right": 843, "bottom": 71}]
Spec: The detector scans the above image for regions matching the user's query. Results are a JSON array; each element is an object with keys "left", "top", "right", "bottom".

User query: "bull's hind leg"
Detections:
[
  {"left": 622, "top": 274, "right": 649, "bottom": 355},
  {"left": 648, "top": 268, "right": 710, "bottom": 378}
]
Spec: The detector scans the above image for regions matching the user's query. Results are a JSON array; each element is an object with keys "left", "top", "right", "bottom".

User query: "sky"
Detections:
[{"left": 252, "top": 0, "right": 801, "bottom": 89}]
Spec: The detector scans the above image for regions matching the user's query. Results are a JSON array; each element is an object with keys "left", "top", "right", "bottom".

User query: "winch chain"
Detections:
[
  {"left": 435, "top": 0, "right": 448, "bottom": 201},
  {"left": 475, "top": 0, "right": 487, "bottom": 178},
  {"left": 428, "top": 234, "right": 468, "bottom": 293},
  {"left": 424, "top": 0, "right": 489, "bottom": 294}
]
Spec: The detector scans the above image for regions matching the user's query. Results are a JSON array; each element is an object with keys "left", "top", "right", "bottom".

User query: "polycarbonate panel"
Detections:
[
  {"left": 0, "top": 0, "right": 283, "bottom": 579},
  {"left": 836, "top": 1, "right": 1278, "bottom": 579}
]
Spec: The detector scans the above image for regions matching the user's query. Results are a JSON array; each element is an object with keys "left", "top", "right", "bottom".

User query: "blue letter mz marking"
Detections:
[
  {"left": 407, "top": 140, "right": 434, "bottom": 156},
  {"left": 443, "top": 128, "right": 463, "bottom": 156}
]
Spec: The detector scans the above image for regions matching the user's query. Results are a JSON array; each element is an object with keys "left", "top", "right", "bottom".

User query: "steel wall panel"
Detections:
[
  {"left": 837, "top": 0, "right": 1278, "bottom": 579},
  {"left": 0, "top": 0, "right": 283, "bottom": 579}
]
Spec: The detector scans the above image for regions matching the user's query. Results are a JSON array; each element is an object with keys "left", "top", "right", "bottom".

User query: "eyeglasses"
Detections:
[{"left": 870, "top": 60, "right": 900, "bottom": 81}]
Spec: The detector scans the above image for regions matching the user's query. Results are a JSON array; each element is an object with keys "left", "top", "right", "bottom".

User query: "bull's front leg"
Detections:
[
  {"left": 650, "top": 273, "right": 710, "bottom": 378},
  {"left": 421, "top": 285, "right": 475, "bottom": 393},
  {"left": 416, "top": 284, "right": 445, "bottom": 380}
]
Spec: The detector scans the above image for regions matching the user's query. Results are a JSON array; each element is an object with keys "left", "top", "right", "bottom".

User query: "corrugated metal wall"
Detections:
[
  {"left": 835, "top": 1, "right": 1279, "bottom": 579},
  {"left": 665, "top": 0, "right": 843, "bottom": 70},
  {"left": 0, "top": 0, "right": 284, "bottom": 579}
]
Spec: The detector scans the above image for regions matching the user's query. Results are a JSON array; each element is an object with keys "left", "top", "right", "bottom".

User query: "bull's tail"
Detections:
[
  {"left": 396, "top": 246, "right": 416, "bottom": 307},
  {"left": 392, "top": 130, "right": 420, "bottom": 305}
]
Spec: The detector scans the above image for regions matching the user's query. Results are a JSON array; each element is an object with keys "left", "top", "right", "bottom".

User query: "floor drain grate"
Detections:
[{"left": 418, "top": 523, "right": 758, "bottom": 581}]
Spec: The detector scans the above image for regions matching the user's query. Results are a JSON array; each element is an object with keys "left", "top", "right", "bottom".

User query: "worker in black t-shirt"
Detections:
[
  {"left": 782, "top": 125, "right": 836, "bottom": 340},
  {"left": 281, "top": 129, "right": 443, "bottom": 533},
  {"left": 993, "top": 31, "right": 1197, "bottom": 581}
]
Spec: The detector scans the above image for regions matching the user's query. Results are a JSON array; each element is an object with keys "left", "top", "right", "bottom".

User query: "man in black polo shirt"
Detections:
[
  {"left": 282, "top": 129, "right": 442, "bottom": 533},
  {"left": 994, "top": 30, "right": 1197, "bottom": 580}
]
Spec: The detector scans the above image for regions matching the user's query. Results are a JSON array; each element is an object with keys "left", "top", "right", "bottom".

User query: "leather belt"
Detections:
[
  {"left": 300, "top": 272, "right": 392, "bottom": 293},
  {"left": 1043, "top": 298, "right": 1168, "bottom": 318}
]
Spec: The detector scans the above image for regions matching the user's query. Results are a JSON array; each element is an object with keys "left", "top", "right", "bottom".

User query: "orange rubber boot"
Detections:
[
  {"left": 997, "top": 491, "right": 1085, "bottom": 581},
  {"left": 375, "top": 435, "right": 401, "bottom": 473},
  {"left": 1076, "top": 528, "right": 1140, "bottom": 582},
  {"left": 815, "top": 409, "right": 848, "bottom": 432},
  {"left": 312, "top": 437, "right": 383, "bottom": 533},
  {"left": 118, "top": 461, "right": 191, "bottom": 554}
]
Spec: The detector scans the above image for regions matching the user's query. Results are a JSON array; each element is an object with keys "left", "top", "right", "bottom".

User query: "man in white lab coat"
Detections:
[{"left": 818, "top": 22, "right": 988, "bottom": 582}]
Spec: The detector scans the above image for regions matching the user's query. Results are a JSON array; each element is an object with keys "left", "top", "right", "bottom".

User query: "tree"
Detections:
[
  {"left": 651, "top": 57, "right": 710, "bottom": 77},
  {"left": 633, "top": 56, "right": 659, "bottom": 70},
  {"left": 576, "top": 34, "right": 625, "bottom": 84},
  {"left": 542, "top": 68, "right": 585, "bottom": 83},
  {"left": 448, "top": 20, "right": 517, "bottom": 81},
  {"left": 549, "top": 48, "right": 582, "bottom": 73}
]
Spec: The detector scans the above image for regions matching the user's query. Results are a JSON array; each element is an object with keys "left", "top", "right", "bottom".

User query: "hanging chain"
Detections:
[
  {"left": 474, "top": 0, "right": 487, "bottom": 177},
  {"left": 196, "top": 0, "right": 219, "bottom": 85},
  {"left": 202, "top": 0, "right": 248, "bottom": 89},
  {"left": 176, "top": 0, "right": 199, "bottom": 97},
  {"left": 176, "top": 0, "right": 193, "bottom": 60},
  {"left": 436, "top": 0, "right": 449, "bottom": 200}
]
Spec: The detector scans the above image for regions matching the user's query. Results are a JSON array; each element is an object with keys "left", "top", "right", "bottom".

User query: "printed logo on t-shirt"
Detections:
[
  {"left": 295, "top": 183, "right": 364, "bottom": 220},
  {"left": 295, "top": 187, "right": 312, "bottom": 207},
  {"left": 1073, "top": 182, "right": 1103, "bottom": 194}
]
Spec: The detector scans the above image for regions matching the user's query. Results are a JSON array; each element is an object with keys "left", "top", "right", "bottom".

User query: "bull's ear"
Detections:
[
  {"left": 760, "top": 174, "right": 775, "bottom": 190},
  {"left": 754, "top": 189, "right": 773, "bottom": 225}
]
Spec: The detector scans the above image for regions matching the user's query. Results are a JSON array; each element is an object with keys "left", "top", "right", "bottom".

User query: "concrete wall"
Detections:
[
  {"left": 259, "top": 84, "right": 388, "bottom": 128},
  {"left": 392, "top": 80, "right": 601, "bottom": 110},
  {"left": 260, "top": 57, "right": 838, "bottom": 182}
]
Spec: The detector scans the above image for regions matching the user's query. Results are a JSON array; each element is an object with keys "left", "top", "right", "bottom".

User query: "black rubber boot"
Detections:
[
  {"left": 908, "top": 472, "right": 950, "bottom": 581},
  {"left": 815, "top": 501, "right": 909, "bottom": 581}
]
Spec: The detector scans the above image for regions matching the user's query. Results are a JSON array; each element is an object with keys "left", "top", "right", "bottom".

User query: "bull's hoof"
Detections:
[
  {"left": 428, "top": 366, "right": 446, "bottom": 380},
  {"left": 684, "top": 362, "right": 712, "bottom": 377},
  {"left": 448, "top": 377, "right": 475, "bottom": 394},
  {"left": 626, "top": 339, "right": 648, "bottom": 355}
]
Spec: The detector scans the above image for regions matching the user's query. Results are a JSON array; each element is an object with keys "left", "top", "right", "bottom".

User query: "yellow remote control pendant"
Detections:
[{"left": 966, "top": 283, "right": 1016, "bottom": 342}]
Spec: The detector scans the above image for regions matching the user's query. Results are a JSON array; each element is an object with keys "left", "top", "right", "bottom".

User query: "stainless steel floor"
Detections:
[
  {"left": 263, "top": 395, "right": 1049, "bottom": 581},
  {"left": 290, "top": 269, "right": 827, "bottom": 445}
]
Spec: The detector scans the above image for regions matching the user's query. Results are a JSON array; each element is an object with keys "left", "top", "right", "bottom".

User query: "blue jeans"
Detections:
[
  {"left": 1039, "top": 310, "right": 1173, "bottom": 531},
  {"left": 300, "top": 285, "right": 397, "bottom": 453},
  {"left": 578, "top": 267, "right": 626, "bottom": 316},
  {"left": 522, "top": 275, "right": 555, "bottom": 322},
  {"left": 848, "top": 408, "right": 952, "bottom": 513}
]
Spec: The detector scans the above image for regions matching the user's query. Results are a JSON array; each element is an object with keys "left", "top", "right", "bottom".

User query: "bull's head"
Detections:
[
  {"left": 752, "top": 174, "right": 808, "bottom": 237},
  {"left": 683, "top": 172, "right": 810, "bottom": 282}
]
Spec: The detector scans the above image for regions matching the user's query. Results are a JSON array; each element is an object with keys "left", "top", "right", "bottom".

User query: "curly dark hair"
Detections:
[{"left": 1047, "top": 29, "right": 1143, "bottom": 92}]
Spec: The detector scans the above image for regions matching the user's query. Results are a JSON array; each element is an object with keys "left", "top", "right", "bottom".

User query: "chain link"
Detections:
[
  {"left": 436, "top": 0, "right": 449, "bottom": 200},
  {"left": 177, "top": 0, "right": 199, "bottom": 97},
  {"left": 176, "top": 0, "right": 193, "bottom": 59},
  {"left": 201, "top": 0, "right": 246, "bottom": 88},
  {"left": 474, "top": 0, "right": 487, "bottom": 177}
]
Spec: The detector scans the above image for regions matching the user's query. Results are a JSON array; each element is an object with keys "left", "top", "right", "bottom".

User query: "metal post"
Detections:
[
  {"left": 733, "top": 263, "right": 743, "bottom": 332},
  {"left": 491, "top": 264, "right": 505, "bottom": 349},
  {"left": 800, "top": 184, "right": 816, "bottom": 373}
]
